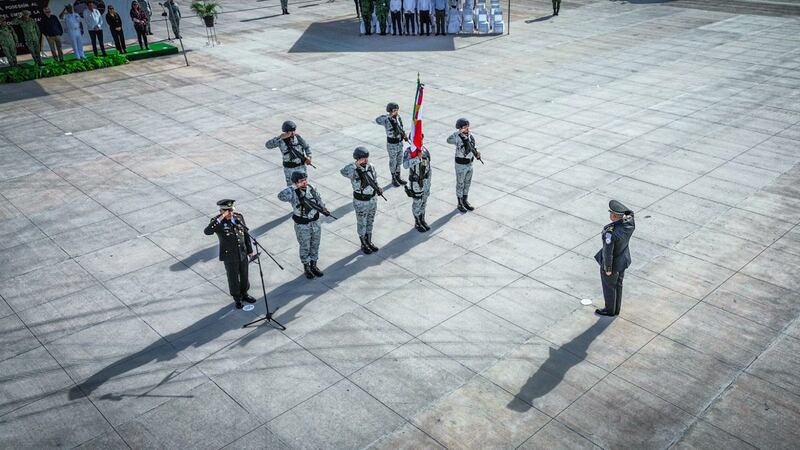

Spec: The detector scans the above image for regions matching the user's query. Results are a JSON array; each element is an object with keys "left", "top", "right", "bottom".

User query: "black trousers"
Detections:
[
  {"left": 435, "top": 9, "right": 446, "bottom": 34},
  {"left": 553, "top": 0, "right": 561, "bottom": 14},
  {"left": 135, "top": 28, "right": 149, "bottom": 49},
  {"left": 111, "top": 30, "right": 126, "bottom": 53},
  {"left": 89, "top": 30, "right": 107, "bottom": 56},
  {"left": 391, "top": 11, "right": 403, "bottom": 34},
  {"left": 404, "top": 13, "right": 416, "bottom": 34},
  {"left": 224, "top": 255, "right": 250, "bottom": 300},
  {"left": 600, "top": 268, "right": 624, "bottom": 315},
  {"left": 354, "top": 0, "right": 361, "bottom": 17},
  {"left": 419, "top": 10, "right": 431, "bottom": 35}
]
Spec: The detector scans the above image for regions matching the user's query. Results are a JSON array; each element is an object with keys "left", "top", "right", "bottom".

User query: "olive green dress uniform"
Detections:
[
  {"left": 375, "top": 0, "right": 390, "bottom": 35},
  {"left": 594, "top": 200, "right": 636, "bottom": 316},
  {"left": 361, "top": 0, "right": 374, "bottom": 34},
  {"left": 204, "top": 200, "right": 255, "bottom": 309}
]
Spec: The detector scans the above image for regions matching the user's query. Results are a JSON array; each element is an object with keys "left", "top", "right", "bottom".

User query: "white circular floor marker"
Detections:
[{"left": 580, "top": 299, "right": 593, "bottom": 306}]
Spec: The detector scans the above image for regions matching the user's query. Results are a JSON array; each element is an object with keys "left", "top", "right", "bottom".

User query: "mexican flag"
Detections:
[{"left": 408, "top": 74, "right": 424, "bottom": 157}]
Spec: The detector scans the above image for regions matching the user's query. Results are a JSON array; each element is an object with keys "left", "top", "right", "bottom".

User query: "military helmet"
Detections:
[
  {"left": 353, "top": 146, "right": 369, "bottom": 160},
  {"left": 386, "top": 102, "right": 399, "bottom": 113},
  {"left": 282, "top": 120, "right": 297, "bottom": 132},
  {"left": 455, "top": 118, "right": 469, "bottom": 129},
  {"left": 291, "top": 171, "right": 307, "bottom": 183}
]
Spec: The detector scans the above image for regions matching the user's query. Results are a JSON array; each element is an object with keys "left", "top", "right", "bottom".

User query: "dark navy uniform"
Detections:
[
  {"left": 204, "top": 199, "right": 255, "bottom": 309},
  {"left": 594, "top": 200, "right": 635, "bottom": 316}
]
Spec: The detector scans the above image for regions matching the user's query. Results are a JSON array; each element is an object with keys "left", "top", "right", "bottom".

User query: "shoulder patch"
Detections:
[{"left": 605, "top": 232, "right": 612, "bottom": 244}]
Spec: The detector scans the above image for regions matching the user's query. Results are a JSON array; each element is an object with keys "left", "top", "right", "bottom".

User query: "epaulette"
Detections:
[{"left": 604, "top": 224, "right": 614, "bottom": 232}]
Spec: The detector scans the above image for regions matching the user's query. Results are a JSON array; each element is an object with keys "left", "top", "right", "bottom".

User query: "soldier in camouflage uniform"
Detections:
[
  {"left": 278, "top": 172, "right": 329, "bottom": 279},
  {"left": 403, "top": 145, "right": 432, "bottom": 232},
  {"left": 265, "top": 120, "right": 313, "bottom": 186},
  {"left": 341, "top": 147, "right": 382, "bottom": 255},
  {"left": 375, "top": 102, "right": 408, "bottom": 187},
  {"left": 0, "top": 18, "right": 18, "bottom": 67},
  {"left": 375, "top": 0, "right": 390, "bottom": 35},
  {"left": 361, "top": 0, "right": 374, "bottom": 35},
  {"left": 447, "top": 117, "right": 482, "bottom": 213},
  {"left": 16, "top": 11, "right": 42, "bottom": 65}
]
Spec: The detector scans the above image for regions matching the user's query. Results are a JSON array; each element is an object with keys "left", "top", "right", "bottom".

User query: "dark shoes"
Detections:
[
  {"left": 395, "top": 172, "right": 407, "bottom": 185},
  {"left": 457, "top": 196, "right": 467, "bottom": 213},
  {"left": 304, "top": 263, "right": 315, "bottom": 279},
  {"left": 234, "top": 298, "right": 243, "bottom": 309},
  {"left": 420, "top": 213, "right": 430, "bottom": 231},
  {"left": 415, "top": 215, "right": 427, "bottom": 232},
  {"left": 243, "top": 295, "right": 257, "bottom": 304},
  {"left": 360, "top": 236, "right": 373, "bottom": 254},
  {"left": 366, "top": 234, "right": 379, "bottom": 252},
  {"left": 595, "top": 308, "right": 614, "bottom": 316},
  {"left": 309, "top": 261, "right": 324, "bottom": 277},
  {"left": 462, "top": 195, "right": 475, "bottom": 211}
]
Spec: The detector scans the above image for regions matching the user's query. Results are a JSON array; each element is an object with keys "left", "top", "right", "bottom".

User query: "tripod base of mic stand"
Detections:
[{"left": 242, "top": 312, "right": 286, "bottom": 330}]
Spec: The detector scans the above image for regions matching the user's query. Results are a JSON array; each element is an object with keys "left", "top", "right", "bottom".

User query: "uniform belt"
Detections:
[
  {"left": 387, "top": 137, "right": 401, "bottom": 144},
  {"left": 353, "top": 191, "right": 375, "bottom": 201},
  {"left": 292, "top": 213, "right": 319, "bottom": 224},
  {"left": 283, "top": 161, "right": 303, "bottom": 168},
  {"left": 455, "top": 157, "right": 474, "bottom": 164}
]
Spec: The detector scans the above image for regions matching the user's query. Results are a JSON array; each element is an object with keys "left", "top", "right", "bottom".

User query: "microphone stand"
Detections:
[{"left": 242, "top": 234, "right": 286, "bottom": 330}]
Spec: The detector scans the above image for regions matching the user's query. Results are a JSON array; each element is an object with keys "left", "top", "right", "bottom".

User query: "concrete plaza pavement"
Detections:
[{"left": 1, "top": 0, "right": 799, "bottom": 448}]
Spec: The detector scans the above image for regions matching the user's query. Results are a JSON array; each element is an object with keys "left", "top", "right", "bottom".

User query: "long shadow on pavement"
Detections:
[
  {"left": 70, "top": 209, "right": 458, "bottom": 401},
  {"left": 507, "top": 318, "right": 612, "bottom": 412}
]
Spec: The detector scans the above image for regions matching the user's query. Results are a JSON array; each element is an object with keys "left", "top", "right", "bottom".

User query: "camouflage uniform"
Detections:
[
  {"left": 447, "top": 131, "right": 478, "bottom": 197},
  {"left": 0, "top": 22, "right": 17, "bottom": 66},
  {"left": 265, "top": 134, "right": 312, "bottom": 186},
  {"left": 278, "top": 185, "right": 325, "bottom": 264},
  {"left": 403, "top": 147, "right": 432, "bottom": 231},
  {"left": 341, "top": 162, "right": 379, "bottom": 238},
  {"left": 375, "top": 113, "right": 406, "bottom": 183},
  {"left": 361, "top": 0, "right": 374, "bottom": 34},
  {"left": 16, "top": 17, "right": 42, "bottom": 65},
  {"left": 375, "top": 0, "right": 390, "bottom": 35}
]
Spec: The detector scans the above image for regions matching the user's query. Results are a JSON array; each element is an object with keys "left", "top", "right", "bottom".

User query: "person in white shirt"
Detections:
[
  {"left": 60, "top": 4, "right": 85, "bottom": 59},
  {"left": 390, "top": 0, "right": 403, "bottom": 35},
  {"left": 403, "top": 0, "right": 416, "bottom": 35},
  {"left": 84, "top": 1, "right": 106, "bottom": 56},
  {"left": 417, "top": 0, "right": 432, "bottom": 35}
]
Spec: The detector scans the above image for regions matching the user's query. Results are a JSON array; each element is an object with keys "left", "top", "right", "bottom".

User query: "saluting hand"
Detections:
[{"left": 279, "top": 131, "right": 292, "bottom": 139}]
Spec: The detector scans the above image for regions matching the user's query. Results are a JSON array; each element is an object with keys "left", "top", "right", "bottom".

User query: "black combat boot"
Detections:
[
  {"left": 391, "top": 173, "right": 401, "bottom": 187},
  {"left": 234, "top": 298, "right": 243, "bottom": 309},
  {"left": 462, "top": 195, "right": 475, "bottom": 211},
  {"left": 303, "top": 263, "right": 315, "bottom": 279},
  {"left": 415, "top": 216, "right": 426, "bottom": 232},
  {"left": 366, "top": 233, "right": 379, "bottom": 252},
  {"left": 457, "top": 196, "right": 467, "bottom": 213},
  {"left": 360, "top": 236, "right": 373, "bottom": 254},
  {"left": 395, "top": 171, "right": 407, "bottom": 185},
  {"left": 310, "top": 261, "right": 324, "bottom": 277},
  {"left": 420, "top": 213, "right": 430, "bottom": 231}
]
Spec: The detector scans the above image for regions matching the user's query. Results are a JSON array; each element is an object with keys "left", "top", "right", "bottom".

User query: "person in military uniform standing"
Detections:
[
  {"left": 281, "top": 0, "right": 290, "bottom": 14},
  {"left": 161, "top": 0, "right": 182, "bottom": 38},
  {"left": 0, "top": 17, "right": 18, "bottom": 67},
  {"left": 204, "top": 199, "right": 257, "bottom": 309},
  {"left": 552, "top": 0, "right": 561, "bottom": 15},
  {"left": 403, "top": 145, "right": 432, "bottom": 232},
  {"left": 594, "top": 200, "right": 635, "bottom": 316},
  {"left": 361, "top": 0, "right": 374, "bottom": 35},
  {"left": 16, "top": 11, "right": 43, "bottom": 66},
  {"left": 447, "top": 118, "right": 482, "bottom": 213},
  {"left": 341, "top": 147, "right": 382, "bottom": 255},
  {"left": 375, "top": 0, "right": 390, "bottom": 35},
  {"left": 279, "top": 172, "right": 328, "bottom": 279},
  {"left": 265, "top": 121, "right": 313, "bottom": 186},
  {"left": 375, "top": 102, "right": 408, "bottom": 187}
]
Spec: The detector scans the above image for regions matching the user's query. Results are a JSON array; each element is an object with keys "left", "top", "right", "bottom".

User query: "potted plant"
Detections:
[{"left": 191, "top": 1, "right": 220, "bottom": 27}]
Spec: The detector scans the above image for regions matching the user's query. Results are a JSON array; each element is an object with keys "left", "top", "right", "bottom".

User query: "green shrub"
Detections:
[{"left": 0, "top": 54, "right": 129, "bottom": 84}]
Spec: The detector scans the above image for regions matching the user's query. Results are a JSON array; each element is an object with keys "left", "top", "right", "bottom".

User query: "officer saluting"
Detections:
[
  {"left": 265, "top": 121, "right": 314, "bottom": 186},
  {"left": 447, "top": 118, "right": 482, "bottom": 213},
  {"left": 204, "top": 199, "right": 257, "bottom": 309},
  {"left": 375, "top": 102, "right": 408, "bottom": 187},
  {"left": 341, "top": 147, "right": 382, "bottom": 255},
  {"left": 278, "top": 172, "right": 329, "bottom": 279},
  {"left": 594, "top": 200, "right": 636, "bottom": 316}
]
